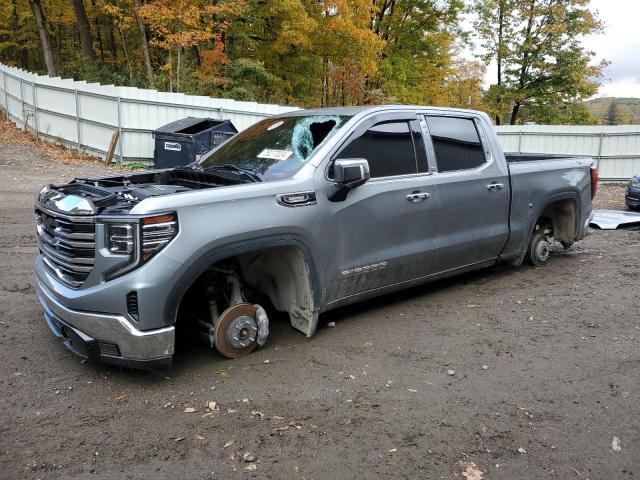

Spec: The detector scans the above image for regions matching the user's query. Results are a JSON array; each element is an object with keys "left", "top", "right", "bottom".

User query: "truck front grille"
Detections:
[{"left": 35, "top": 208, "right": 96, "bottom": 288}]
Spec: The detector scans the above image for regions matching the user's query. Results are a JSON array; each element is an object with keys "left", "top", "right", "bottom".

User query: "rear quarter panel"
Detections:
[{"left": 501, "top": 158, "right": 593, "bottom": 260}]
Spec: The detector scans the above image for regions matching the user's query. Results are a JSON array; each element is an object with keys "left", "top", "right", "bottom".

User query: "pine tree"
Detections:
[{"left": 605, "top": 99, "right": 620, "bottom": 126}]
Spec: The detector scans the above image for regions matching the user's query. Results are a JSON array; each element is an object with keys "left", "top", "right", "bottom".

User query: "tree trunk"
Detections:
[
  {"left": 510, "top": 101, "right": 520, "bottom": 125},
  {"left": 28, "top": 0, "right": 57, "bottom": 76},
  {"left": 72, "top": 0, "right": 96, "bottom": 63},
  {"left": 132, "top": 0, "right": 154, "bottom": 86},
  {"left": 176, "top": 46, "right": 181, "bottom": 92},
  {"left": 119, "top": 27, "right": 133, "bottom": 83},
  {"left": 109, "top": 23, "right": 117, "bottom": 62},
  {"left": 495, "top": 0, "right": 504, "bottom": 125}
]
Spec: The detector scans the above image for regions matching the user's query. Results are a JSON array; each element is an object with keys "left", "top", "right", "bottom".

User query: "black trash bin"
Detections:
[{"left": 153, "top": 117, "right": 238, "bottom": 168}]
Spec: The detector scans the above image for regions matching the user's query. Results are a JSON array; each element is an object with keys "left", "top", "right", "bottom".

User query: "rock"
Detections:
[
  {"left": 482, "top": 365, "right": 489, "bottom": 370},
  {"left": 327, "top": 322, "right": 336, "bottom": 328},
  {"left": 517, "top": 447, "right": 527, "bottom": 454},
  {"left": 184, "top": 407, "right": 196, "bottom": 413},
  {"left": 263, "top": 359, "right": 270, "bottom": 364},
  {"left": 243, "top": 452, "right": 255, "bottom": 462},
  {"left": 447, "top": 369, "right": 456, "bottom": 376},
  {"left": 224, "top": 439, "right": 235, "bottom": 448},
  {"left": 612, "top": 436, "right": 622, "bottom": 452}
]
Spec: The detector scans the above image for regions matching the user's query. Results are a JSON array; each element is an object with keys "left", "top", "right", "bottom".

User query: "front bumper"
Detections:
[{"left": 36, "top": 282, "right": 174, "bottom": 370}]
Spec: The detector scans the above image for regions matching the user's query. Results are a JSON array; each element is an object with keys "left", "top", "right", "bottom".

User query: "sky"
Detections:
[
  {"left": 467, "top": 0, "right": 640, "bottom": 98},
  {"left": 582, "top": 0, "right": 640, "bottom": 98}
]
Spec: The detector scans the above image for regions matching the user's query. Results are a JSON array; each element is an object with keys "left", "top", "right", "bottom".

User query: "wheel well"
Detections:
[
  {"left": 537, "top": 198, "right": 577, "bottom": 243},
  {"left": 176, "top": 245, "right": 319, "bottom": 338}
]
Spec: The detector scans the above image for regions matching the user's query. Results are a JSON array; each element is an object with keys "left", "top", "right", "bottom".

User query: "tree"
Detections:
[
  {"left": 28, "top": 0, "right": 57, "bottom": 76},
  {"left": 605, "top": 98, "right": 619, "bottom": 125},
  {"left": 369, "top": 0, "right": 464, "bottom": 105},
  {"left": 474, "top": 0, "right": 605, "bottom": 125},
  {"left": 446, "top": 60, "right": 486, "bottom": 110},
  {"left": 139, "top": 0, "right": 246, "bottom": 92},
  {"left": 72, "top": 0, "right": 96, "bottom": 63},
  {"left": 132, "top": 0, "right": 154, "bottom": 86}
]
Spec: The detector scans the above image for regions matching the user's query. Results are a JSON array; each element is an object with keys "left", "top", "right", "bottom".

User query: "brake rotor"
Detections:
[{"left": 213, "top": 303, "right": 259, "bottom": 359}]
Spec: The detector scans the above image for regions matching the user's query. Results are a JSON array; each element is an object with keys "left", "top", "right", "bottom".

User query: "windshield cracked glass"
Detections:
[{"left": 198, "top": 115, "right": 348, "bottom": 181}]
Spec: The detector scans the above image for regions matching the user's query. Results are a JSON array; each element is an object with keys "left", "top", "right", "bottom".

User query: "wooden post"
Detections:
[{"left": 105, "top": 130, "right": 120, "bottom": 165}]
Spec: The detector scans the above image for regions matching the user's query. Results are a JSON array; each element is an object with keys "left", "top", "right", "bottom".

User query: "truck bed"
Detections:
[{"left": 505, "top": 153, "right": 587, "bottom": 163}]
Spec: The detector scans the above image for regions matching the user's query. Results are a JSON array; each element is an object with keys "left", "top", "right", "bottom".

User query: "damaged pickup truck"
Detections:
[{"left": 35, "top": 106, "right": 598, "bottom": 370}]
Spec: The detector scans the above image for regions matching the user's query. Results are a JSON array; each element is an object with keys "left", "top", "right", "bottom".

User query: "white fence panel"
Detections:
[
  {"left": 2, "top": 62, "right": 639, "bottom": 179},
  {"left": 496, "top": 125, "right": 640, "bottom": 181},
  {"left": 0, "top": 62, "right": 299, "bottom": 163}
]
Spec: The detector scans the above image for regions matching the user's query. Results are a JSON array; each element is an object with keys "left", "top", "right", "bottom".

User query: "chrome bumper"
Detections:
[{"left": 36, "top": 281, "right": 174, "bottom": 364}]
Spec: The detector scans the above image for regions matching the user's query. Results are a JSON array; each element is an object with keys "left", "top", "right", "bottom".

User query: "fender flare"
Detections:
[
  {"left": 163, "top": 233, "right": 323, "bottom": 326},
  {"left": 517, "top": 190, "right": 582, "bottom": 264}
]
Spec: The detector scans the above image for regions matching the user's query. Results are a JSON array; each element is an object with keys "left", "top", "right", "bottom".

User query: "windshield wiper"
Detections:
[{"left": 203, "top": 164, "right": 262, "bottom": 182}]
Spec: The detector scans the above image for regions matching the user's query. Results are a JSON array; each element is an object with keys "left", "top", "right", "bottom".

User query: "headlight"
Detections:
[
  {"left": 104, "top": 212, "right": 178, "bottom": 280},
  {"left": 107, "top": 224, "right": 135, "bottom": 254}
]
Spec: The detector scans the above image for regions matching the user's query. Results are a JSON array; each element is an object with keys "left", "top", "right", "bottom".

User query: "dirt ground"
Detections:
[{"left": 0, "top": 123, "right": 639, "bottom": 480}]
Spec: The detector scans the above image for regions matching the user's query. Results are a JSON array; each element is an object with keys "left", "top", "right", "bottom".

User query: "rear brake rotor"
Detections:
[{"left": 213, "top": 303, "right": 259, "bottom": 359}]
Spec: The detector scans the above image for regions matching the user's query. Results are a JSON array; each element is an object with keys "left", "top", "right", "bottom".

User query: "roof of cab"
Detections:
[{"left": 279, "top": 104, "right": 487, "bottom": 118}]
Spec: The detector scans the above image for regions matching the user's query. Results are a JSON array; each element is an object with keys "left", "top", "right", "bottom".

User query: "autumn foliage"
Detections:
[{"left": 0, "top": 0, "right": 605, "bottom": 124}]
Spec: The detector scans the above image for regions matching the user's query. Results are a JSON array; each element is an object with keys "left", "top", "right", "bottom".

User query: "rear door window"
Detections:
[
  {"left": 339, "top": 121, "right": 419, "bottom": 178},
  {"left": 424, "top": 116, "right": 486, "bottom": 172}
]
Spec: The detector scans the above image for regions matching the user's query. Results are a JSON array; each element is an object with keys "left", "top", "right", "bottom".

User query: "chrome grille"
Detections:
[{"left": 35, "top": 208, "right": 95, "bottom": 288}]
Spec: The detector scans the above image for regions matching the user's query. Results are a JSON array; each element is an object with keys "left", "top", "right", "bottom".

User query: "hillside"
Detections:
[{"left": 586, "top": 97, "right": 640, "bottom": 124}]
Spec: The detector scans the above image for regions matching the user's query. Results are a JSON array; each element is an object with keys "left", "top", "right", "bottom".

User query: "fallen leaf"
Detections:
[
  {"left": 195, "top": 434, "right": 205, "bottom": 440},
  {"left": 207, "top": 401, "right": 220, "bottom": 412},
  {"left": 224, "top": 439, "right": 236, "bottom": 449},
  {"left": 251, "top": 409, "right": 264, "bottom": 419},
  {"left": 245, "top": 464, "right": 257, "bottom": 472},
  {"left": 184, "top": 407, "right": 196, "bottom": 413},
  {"left": 388, "top": 448, "right": 397, "bottom": 453},
  {"left": 272, "top": 415, "right": 285, "bottom": 421},
  {"left": 116, "top": 394, "right": 127, "bottom": 402},
  {"left": 227, "top": 408, "right": 238, "bottom": 414},
  {"left": 461, "top": 461, "right": 484, "bottom": 480},
  {"left": 407, "top": 388, "right": 417, "bottom": 393}
]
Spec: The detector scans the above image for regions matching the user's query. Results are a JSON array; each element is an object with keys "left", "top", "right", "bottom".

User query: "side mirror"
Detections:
[{"left": 333, "top": 158, "right": 370, "bottom": 189}]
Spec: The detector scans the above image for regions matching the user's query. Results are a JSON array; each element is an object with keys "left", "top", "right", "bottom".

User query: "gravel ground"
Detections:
[
  {"left": 593, "top": 183, "right": 631, "bottom": 211},
  {"left": 1, "top": 125, "right": 639, "bottom": 480}
]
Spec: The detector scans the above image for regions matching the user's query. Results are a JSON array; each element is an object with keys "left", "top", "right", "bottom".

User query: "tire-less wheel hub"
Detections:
[
  {"left": 226, "top": 314, "right": 258, "bottom": 349},
  {"left": 213, "top": 303, "right": 260, "bottom": 358},
  {"left": 535, "top": 240, "right": 550, "bottom": 262}
]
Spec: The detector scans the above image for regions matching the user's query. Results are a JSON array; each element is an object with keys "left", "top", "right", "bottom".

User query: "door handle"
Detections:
[
  {"left": 406, "top": 192, "right": 431, "bottom": 203},
  {"left": 487, "top": 183, "right": 504, "bottom": 191}
]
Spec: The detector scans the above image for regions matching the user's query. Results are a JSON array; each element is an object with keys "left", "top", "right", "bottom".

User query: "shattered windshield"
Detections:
[{"left": 198, "top": 115, "right": 349, "bottom": 181}]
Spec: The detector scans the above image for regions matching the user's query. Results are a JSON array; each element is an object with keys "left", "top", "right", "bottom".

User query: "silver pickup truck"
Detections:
[{"left": 34, "top": 106, "right": 597, "bottom": 370}]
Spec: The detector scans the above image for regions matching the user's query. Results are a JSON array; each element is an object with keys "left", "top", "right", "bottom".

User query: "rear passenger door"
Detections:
[
  {"left": 320, "top": 113, "right": 437, "bottom": 302},
  {"left": 420, "top": 114, "right": 510, "bottom": 273}
]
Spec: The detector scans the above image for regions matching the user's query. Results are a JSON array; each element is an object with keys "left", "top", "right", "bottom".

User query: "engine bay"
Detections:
[{"left": 51, "top": 168, "right": 234, "bottom": 214}]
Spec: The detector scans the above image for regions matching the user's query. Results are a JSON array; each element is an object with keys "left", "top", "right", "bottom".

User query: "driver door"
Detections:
[{"left": 317, "top": 112, "right": 437, "bottom": 303}]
